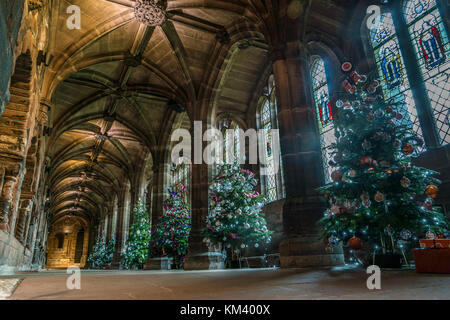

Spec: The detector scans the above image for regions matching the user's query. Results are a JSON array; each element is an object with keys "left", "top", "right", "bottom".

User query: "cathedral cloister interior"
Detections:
[{"left": 0, "top": 0, "right": 449, "bottom": 301}]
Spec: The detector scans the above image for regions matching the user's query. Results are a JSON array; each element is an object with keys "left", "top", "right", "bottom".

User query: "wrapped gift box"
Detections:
[
  {"left": 413, "top": 248, "right": 450, "bottom": 274},
  {"left": 419, "top": 239, "right": 450, "bottom": 249}
]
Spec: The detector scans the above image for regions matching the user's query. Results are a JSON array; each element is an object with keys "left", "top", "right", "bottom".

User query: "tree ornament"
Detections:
[
  {"left": 336, "top": 100, "right": 343, "bottom": 108},
  {"left": 385, "top": 106, "right": 393, "bottom": 114},
  {"left": 362, "top": 199, "right": 371, "bottom": 208},
  {"left": 423, "top": 198, "right": 433, "bottom": 211},
  {"left": 400, "top": 230, "right": 412, "bottom": 240},
  {"left": 331, "top": 205, "right": 340, "bottom": 214},
  {"left": 400, "top": 176, "right": 411, "bottom": 188},
  {"left": 426, "top": 231, "right": 436, "bottom": 240},
  {"left": 393, "top": 140, "right": 401, "bottom": 148},
  {"left": 374, "top": 191, "right": 385, "bottom": 202},
  {"left": 367, "top": 113, "right": 375, "bottom": 121},
  {"left": 349, "top": 169, "right": 356, "bottom": 178},
  {"left": 395, "top": 112, "right": 403, "bottom": 120},
  {"left": 401, "top": 143, "right": 414, "bottom": 155},
  {"left": 348, "top": 237, "right": 362, "bottom": 250},
  {"left": 215, "top": 220, "right": 221, "bottom": 226},
  {"left": 360, "top": 156, "right": 372, "bottom": 165},
  {"left": 349, "top": 70, "right": 367, "bottom": 84},
  {"left": 341, "top": 61, "right": 353, "bottom": 72},
  {"left": 342, "top": 80, "right": 356, "bottom": 94},
  {"left": 331, "top": 170, "right": 343, "bottom": 182},
  {"left": 425, "top": 185, "right": 439, "bottom": 198}
]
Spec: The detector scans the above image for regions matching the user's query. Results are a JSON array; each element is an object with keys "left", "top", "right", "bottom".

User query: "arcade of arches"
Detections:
[{"left": 0, "top": 0, "right": 449, "bottom": 274}]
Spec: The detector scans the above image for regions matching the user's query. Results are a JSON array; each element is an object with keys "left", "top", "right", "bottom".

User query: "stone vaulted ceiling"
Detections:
[
  {"left": 46, "top": 0, "right": 269, "bottom": 224},
  {"left": 43, "top": 0, "right": 355, "bottom": 225}
]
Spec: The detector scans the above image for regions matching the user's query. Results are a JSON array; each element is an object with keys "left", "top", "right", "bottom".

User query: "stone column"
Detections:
[
  {"left": 150, "top": 160, "right": 171, "bottom": 227},
  {"left": 0, "top": 169, "right": 18, "bottom": 233},
  {"left": 184, "top": 121, "right": 224, "bottom": 270},
  {"left": 272, "top": 42, "right": 344, "bottom": 268}
]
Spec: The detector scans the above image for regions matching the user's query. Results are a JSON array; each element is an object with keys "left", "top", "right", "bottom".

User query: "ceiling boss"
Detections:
[{"left": 134, "top": 0, "right": 167, "bottom": 26}]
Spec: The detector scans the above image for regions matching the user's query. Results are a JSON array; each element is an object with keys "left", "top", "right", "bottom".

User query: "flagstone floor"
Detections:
[{"left": 2, "top": 266, "right": 449, "bottom": 300}]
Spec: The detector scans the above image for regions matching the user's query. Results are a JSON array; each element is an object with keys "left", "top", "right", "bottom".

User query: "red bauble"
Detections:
[
  {"left": 331, "top": 170, "right": 343, "bottom": 182},
  {"left": 348, "top": 237, "right": 362, "bottom": 250},
  {"left": 401, "top": 144, "right": 414, "bottom": 155},
  {"left": 360, "top": 156, "right": 372, "bottom": 164}
]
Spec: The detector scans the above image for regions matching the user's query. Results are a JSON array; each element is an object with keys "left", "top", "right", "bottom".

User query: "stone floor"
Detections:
[{"left": 2, "top": 266, "right": 449, "bottom": 300}]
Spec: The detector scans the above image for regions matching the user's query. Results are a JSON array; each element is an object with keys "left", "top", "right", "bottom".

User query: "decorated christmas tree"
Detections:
[
  {"left": 120, "top": 201, "right": 151, "bottom": 269},
  {"left": 318, "top": 62, "right": 448, "bottom": 260},
  {"left": 149, "top": 184, "right": 191, "bottom": 268},
  {"left": 87, "top": 234, "right": 115, "bottom": 269},
  {"left": 202, "top": 163, "right": 272, "bottom": 264}
]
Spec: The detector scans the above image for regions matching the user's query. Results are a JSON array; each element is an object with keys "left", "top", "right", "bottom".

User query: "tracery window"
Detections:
[
  {"left": 258, "top": 75, "right": 285, "bottom": 202},
  {"left": 368, "top": 12, "right": 423, "bottom": 138},
  {"left": 404, "top": 0, "right": 449, "bottom": 144},
  {"left": 310, "top": 58, "right": 335, "bottom": 182},
  {"left": 364, "top": 1, "right": 449, "bottom": 147}
]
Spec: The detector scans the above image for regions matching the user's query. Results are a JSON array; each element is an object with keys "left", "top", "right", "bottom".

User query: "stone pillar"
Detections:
[
  {"left": 0, "top": 169, "right": 18, "bottom": 233},
  {"left": 150, "top": 160, "right": 170, "bottom": 227},
  {"left": 184, "top": 121, "right": 224, "bottom": 270},
  {"left": 272, "top": 42, "right": 344, "bottom": 268}
]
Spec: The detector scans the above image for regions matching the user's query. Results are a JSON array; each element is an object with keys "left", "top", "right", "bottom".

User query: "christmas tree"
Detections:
[
  {"left": 202, "top": 163, "right": 272, "bottom": 262},
  {"left": 318, "top": 62, "right": 448, "bottom": 259},
  {"left": 149, "top": 184, "right": 191, "bottom": 268},
  {"left": 87, "top": 234, "right": 115, "bottom": 269},
  {"left": 120, "top": 201, "right": 151, "bottom": 269}
]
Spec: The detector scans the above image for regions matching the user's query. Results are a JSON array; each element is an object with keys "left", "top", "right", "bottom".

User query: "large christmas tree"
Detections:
[
  {"left": 202, "top": 163, "right": 272, "bottom": 260},
  {"left": 318, "top": 63, "right": 448, "bottom": 257},
  {"left": 149, "top": 183, "right": 191, "bottom": 268},
  {"left": 121, "top": 201, "right": 151, "bottom": 269}
]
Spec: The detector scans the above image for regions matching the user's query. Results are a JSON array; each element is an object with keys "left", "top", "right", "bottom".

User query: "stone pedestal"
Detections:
[
  {"left": 280, "top": 235, "right": 344, "bottom": 268},
  {"left": 184, "top": 232, "right": 225, "bottom": 270}
]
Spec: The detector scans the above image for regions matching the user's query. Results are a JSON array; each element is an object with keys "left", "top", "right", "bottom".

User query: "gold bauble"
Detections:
[{"left": 425, "top": 185, "right": 439, "bottom": 198}]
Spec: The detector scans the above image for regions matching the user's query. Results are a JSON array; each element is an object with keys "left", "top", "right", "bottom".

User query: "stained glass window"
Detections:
[
  {"left": 259, "top": 76, "right": 285, "bottom": 202},
  {"left": 369, "top": 12, "right": 424, "bottom": 139},
  {"left": 404, "top": 0, "right": 450, "bottom": 145},
  {"left": 311, "top": 58, "right": 335, "bottom": 182}
]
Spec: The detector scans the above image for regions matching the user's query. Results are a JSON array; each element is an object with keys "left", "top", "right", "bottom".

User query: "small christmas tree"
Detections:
[
  {"left": 318, "top": 62, "right": 448, "bottom": 260},
  {"left": 202, "top": 163, "right": 272, "bottom": 264},
  {"left": 121, "top": 201, "right": 151, "bottom": 269},
  {"left": 149, "top": 184, "right": 191, "bottom": 268},
  {"left": 87, "top": 235, "right": 115, "bottom": 269}
]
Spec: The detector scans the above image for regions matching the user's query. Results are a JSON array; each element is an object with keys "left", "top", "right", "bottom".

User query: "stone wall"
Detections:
[
  {"left": 0, "top": 0, "right": 25, "bottom": 116},
  {"left": 0, "top": 230, "right": 33, "bottom": 274}
]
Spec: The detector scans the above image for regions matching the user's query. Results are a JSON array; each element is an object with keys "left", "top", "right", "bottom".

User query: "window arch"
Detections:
[
  {"left": 403, "top": 0, "right": 450, "bottom": 144},
  {"left": 258, "top": 75, "right": 285, "bottom": 202},
  {"left": 310, "top": 57, "right": 335, "bottom": 182}
]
